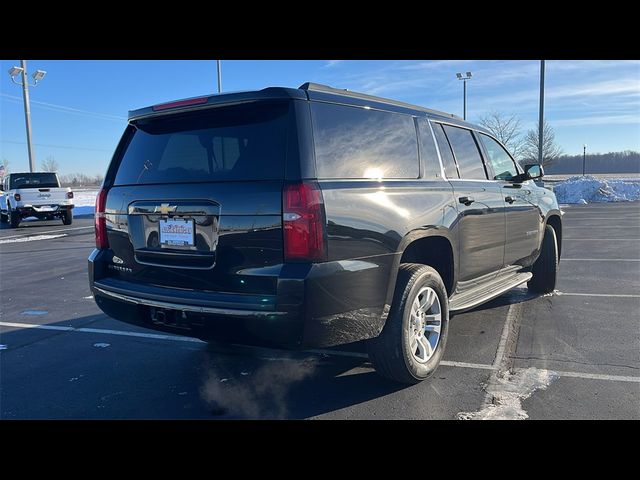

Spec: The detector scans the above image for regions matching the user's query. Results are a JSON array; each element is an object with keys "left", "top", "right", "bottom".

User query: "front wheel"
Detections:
[
  {"left": 0, "top": 211, "right": 7, "bottom": 223},
  {"left": 367, "top": 263, "right": 449, "bottom": 384},
  {"left": 8, "top": 207, "right": 20, "bottom": 228},
  {"left": 528, "top": 224, "right": 558, "bottom": 294},
  {"left": 62, "top": 209, "right": 73, "bottom": 225}
]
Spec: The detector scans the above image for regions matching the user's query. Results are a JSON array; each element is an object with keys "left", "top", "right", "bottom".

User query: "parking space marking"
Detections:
[
  {"left": 0, "top": 226, "right": 92, "bottom": 240},
  {"left": 0, "top": 234, "right": 67, "bottom": 244},
  {"left": 561, "top": 258, "right": 640, "bottom": 262},
  {"left": 556, "top": 292, "right": 640, "bottom": 298},
  {"left": 543, "top": 369, "right": 640, "bottom": 384},
  {"left": 563, "top": 238, "right": 639, "bottom": 241}
]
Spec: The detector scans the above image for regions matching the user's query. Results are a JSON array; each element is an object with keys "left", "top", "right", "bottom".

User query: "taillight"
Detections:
[
  {"left": 283, "top": 181, "right": 327, "bottom": 262},
  {"left": 66, "top": 191, "right": 74, "bottom": 199},
  {"left": 14, "top": 193, "right": 21, "bottom": 201},
  {"left": 95, "top": 188, "right": 109, "bottom": 249}
]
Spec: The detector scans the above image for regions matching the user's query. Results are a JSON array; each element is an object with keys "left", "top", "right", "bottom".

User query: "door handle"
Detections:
[
  {"left": 458, "top": 196, "right": 475, "bottom": 206},
  {"left": 505, "top": 196, "right": 515, "bottom": 204}
]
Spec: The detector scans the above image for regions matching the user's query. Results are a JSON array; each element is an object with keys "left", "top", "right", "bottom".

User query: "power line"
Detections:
[
  {"left": 0, "top": 93, "right": 126, "bottom": 122},
  {"left": 2, "top": 140, "right": 113, "bottom": 153}
]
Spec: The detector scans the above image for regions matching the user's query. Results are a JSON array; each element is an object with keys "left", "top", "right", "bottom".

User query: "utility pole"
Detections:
[
  {"left": 538, "top": 60, "right": 545, "bottom": 166},
  {"left": 583, "top": 144, "right": 587, "bottom": 176},
  {"left": 8, "top": 61, "right": 47, "bottom": 173},
  {"left": 217, "top": 60, "right": 222, "bottom": 93}
]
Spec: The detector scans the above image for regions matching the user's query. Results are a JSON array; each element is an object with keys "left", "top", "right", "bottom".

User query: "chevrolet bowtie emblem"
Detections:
[{"left": 156, "top": 203, "right": 177, "bottom": 215}]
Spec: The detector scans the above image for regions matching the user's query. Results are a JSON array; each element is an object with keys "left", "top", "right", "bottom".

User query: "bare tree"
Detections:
[
  {"left": 1, "top": 158, "right": 9, "bottom": 174},
  {"left": 41, "top": 155, "right": 59, "bottom": 172},
  {"left": 478, "top": 111, "right": 525, "bottom": 160},
  {"left": 522, "top": 121, "right": 563, "bottom": 167}
]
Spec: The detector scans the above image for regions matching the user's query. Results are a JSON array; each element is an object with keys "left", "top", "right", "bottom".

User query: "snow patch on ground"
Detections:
[
  {"left": 457, "top": 367, "right": 558, "bottom": 420},
  {"left": 72, "top": 189, "right": 99, "bottom": 216},
  {"left": 553, "top": 176, "right": 640, "bottom": 204}
]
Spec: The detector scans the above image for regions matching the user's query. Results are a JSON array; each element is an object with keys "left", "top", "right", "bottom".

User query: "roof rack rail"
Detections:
[{"left": 298, "top": 82, "right": 461, "bottom": 120}]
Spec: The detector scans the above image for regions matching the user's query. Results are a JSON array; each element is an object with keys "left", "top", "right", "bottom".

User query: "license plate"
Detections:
[
  {"left": 159, "top": 218, "right": 195, "bottom": 247},
  {"left": 35, "top": 206, "right": 55, "bottom": 212}
]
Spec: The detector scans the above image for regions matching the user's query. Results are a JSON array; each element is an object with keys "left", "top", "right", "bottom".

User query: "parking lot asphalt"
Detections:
[{"left": 1, "top": 203, "right": 639, "bottom": 419}]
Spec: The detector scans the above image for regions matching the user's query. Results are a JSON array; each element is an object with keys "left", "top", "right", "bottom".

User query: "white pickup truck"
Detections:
[{"left": 0, "top": 172, "right": 74, "bottom": 228}]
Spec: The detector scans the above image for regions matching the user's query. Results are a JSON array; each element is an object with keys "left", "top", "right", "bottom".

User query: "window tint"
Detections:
[
  {"left": 417, "top": 119, "right": 442, "bottom": 179},
  {"left": 311, "top": 103, "right": 419, "bottom": 179},
  {"left": 113, "top": 102, "right": 290, "bottom": 185},
  {"left": 479, "top": 134, "right": 518, "bottom": 181},
  {"left": 10, "top": 173, "right": 59, "bottom": 189},
  {"left": 432, "top": 123, "right": 459, "bottom": 178},
  {"left": 442, "top": 125, "right": 487, "bottom": 180}
]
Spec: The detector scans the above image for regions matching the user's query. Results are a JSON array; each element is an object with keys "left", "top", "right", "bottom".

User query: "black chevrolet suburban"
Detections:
[{"left": 89, "top": 83, "right": 562, "bottom": 383}]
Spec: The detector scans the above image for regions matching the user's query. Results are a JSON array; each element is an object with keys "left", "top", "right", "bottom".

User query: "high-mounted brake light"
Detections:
[
  {"left": 283, "top": 181, "right": 327, "bottom": 262},
  {"left": 66, "top": 191, "right": 74, "bottom": 199},
  {"left": 152, "top": 97, "right": 208, "bottom": 111},
  {"left": 95, "top": 187, "right": 109, "bottom": 249},
  {"left": 14, "top": 193, "right": 21, "bottom": 201}
]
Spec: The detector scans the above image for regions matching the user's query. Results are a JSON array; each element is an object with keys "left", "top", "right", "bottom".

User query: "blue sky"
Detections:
[{"left": 1, "top": 60, "right": 639, "bottom": 176}]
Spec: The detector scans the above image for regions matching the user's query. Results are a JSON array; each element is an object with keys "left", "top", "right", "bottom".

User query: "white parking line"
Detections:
[
  {"left": 0, "top": 226, "right": 92, "bottom": 240},
  {"left": 548, "top": 369, "right": 640, "bottom": 383},
  {"left": 2, "top": 321, "right": 638, "bottom": 384},
  {"left": 0, "top": 234, "right": 67, "bottom": 245},
  {"left": 563, "top": 238, "right": 639, "bottom": 241},
  {"left": 556, "top": 292, "right": 640, "bottom": 298},
  {"left": 561, "top": 258, "right": 640, "bottom": 262}
]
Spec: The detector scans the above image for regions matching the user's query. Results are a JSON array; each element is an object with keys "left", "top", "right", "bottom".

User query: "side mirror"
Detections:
[{"left": 524, "top": 164, "right": 544, "bottom": 179}]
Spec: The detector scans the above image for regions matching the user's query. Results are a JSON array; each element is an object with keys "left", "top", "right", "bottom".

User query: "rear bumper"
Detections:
[
  {"left": 14, "top": 204, "right": 73, "bottom": 217},
  {"left": 89, "top": 249, "right": 392, "bottom": 348}
]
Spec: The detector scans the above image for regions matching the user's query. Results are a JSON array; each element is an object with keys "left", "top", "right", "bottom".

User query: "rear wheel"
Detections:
[
  {"left": 367, "top": 263, "right": 449, "bottom": 384},
  {"left": 62, "top": 209, "right": 73, "bottom": 225},
  {"left": 8, "top": 207, "right": 20, "bottom": 228},
  {"left": 528, "top": 224, "right": 558, "bottom": 294}
]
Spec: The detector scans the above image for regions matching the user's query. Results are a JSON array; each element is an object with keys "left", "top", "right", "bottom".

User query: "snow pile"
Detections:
[
  {"left": 553, "top": 176, "right": 640, "bottom": 204},
  {"left": 72, "top": 189, "right": 98, "bottom": 216}
]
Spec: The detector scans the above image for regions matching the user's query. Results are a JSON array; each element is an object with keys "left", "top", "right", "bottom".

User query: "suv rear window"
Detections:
[
  {"left": 112, "top": 101, "right": 290, "bottom": 185},
  {"left": 10, "top": 173, "right": 59, "bottom": 189},
  {"left": 311, "top": 102, "right": 419, "bottom": 179},
  {"left": 442, "top": 125, "right": 487, "bottom": 180}
]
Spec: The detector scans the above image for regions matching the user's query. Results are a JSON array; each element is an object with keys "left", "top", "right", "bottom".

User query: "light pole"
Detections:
[
  {"left": 8, "top": 60, "right": 47, "bottom": 173},
  {"left": 538, "top": 60, "right": 545, "bottom": 166},
  {"left": 216, "top": 60, "right": 222, "bottom": 93},
  {"left": 456, "top": 72, "right": 472, "bottom": 120},
  {"left": 583, "top": 144, "right": 587, "bottom": 176}
]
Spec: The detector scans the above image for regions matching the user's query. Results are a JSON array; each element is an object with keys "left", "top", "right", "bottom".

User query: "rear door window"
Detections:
[
  {"left": 432, "top": 123, "right": 459, "bottom": 179},
  {"left": 113, "top": 101, "right": 290, "bottom": 185},
  {"left": 442, "top": 125, "right": 487, "bottom": 180},
  {"left": 311, "top": 102, "right": 419, "bottom": 179}
]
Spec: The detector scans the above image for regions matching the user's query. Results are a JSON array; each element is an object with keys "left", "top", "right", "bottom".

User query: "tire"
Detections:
[
  {"left": 62, "top": 209, "right": 73, "bottom": 225},
  {"left": 367, "top": 263, "right": 449, "bottom": 384},
  {"left": 0, "top": 211, "right": 7, "bottom": 223},
  {"left": 528, "top": 224, "right": 558, "bottom": 294},
  {"left": 8, "top": 207, "right": 20, "bottom": 228}
]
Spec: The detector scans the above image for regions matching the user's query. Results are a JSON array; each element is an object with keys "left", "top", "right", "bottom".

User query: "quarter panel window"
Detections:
[
  {"left": 479, "top": 134, "right": 518, "bottom": 181},
  {"left": 311, "top": 102, "right": 419, "bottom": 179},
  {"left": 417, "top": 119, "right": 442, "bottom": 179},
  {"left": 443, "top": 125, "right": 487, "bottom": 180},
  {"left": 432, "top": 123, "right": 459, "bottom": 179}
]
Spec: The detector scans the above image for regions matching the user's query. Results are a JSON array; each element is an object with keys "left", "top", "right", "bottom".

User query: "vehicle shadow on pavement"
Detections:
[{"left": 0, "top": 316, "right": 405, "bottom": 420}]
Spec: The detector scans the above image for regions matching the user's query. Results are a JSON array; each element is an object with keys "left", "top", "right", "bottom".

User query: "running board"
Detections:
[{"left": 449, "top": 271, "right": 532, "bottom": 312}]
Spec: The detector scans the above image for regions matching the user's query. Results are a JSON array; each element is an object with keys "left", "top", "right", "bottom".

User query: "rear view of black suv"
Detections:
[{"left": 89, "top": 83, "right": 562, "bottom": 383}]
